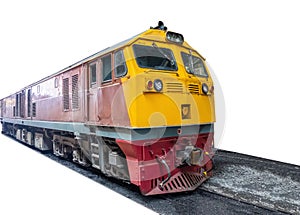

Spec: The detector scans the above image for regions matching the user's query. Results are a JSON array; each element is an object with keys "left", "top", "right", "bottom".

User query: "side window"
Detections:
[
  {"left": 114, "top": 50, "right": 127, "bottom": 78},
  {"left": 54, "top": 78, "right": 59, "bottom": 88},
  {"left": 101, "top": 55, "right": 112, "bottom": 83},
  {"left": 89, "top": 63, "right": 97, "bottom": 88}
]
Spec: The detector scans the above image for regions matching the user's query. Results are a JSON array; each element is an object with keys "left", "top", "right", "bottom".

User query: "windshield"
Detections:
[
  {"left": 181, "top": 52, "right": 208, "bottom": 77},
  {"left": 133, "top": 44, "right": 177, "bottom": 71}
]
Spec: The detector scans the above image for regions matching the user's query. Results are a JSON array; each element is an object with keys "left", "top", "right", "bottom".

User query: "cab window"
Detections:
[
  {"left": 133, "top": 44, "right": 177, "bottom": 71},
  {"left": 101, "top": 55, "right": 112, "bottom": 82},
  {"left": 114, "top": 50, "right": 127, "bottom": 78},
  {"left": 181, "top": 52, "right": 208, "bottom": 77},
  {"left": 89, "top": 63, "right": 97, "bottom": 88}
]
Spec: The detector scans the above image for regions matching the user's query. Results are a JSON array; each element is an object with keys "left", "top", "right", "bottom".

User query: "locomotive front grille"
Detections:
[
  {"left": 188, "top": 84, "right": 200, "bottom": 94},
  {"left": 166, "top": 82, "right": 183, "bottom": 93}
]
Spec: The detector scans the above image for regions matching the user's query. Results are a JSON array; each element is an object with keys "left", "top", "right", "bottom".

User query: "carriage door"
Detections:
[{"left": 87, "top": 61, "right": 99, "bottom": 123}]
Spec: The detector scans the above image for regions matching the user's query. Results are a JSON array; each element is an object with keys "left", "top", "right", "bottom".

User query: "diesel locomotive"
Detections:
[{"left": 0, "top": 22, "right": 215, "bottom": 195}]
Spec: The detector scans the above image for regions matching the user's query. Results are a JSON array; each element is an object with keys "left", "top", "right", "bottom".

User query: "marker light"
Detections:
[
  {"left": 202, "top": 83, "right": 209, "bottom": 95},
  {"left": 166, "top": 31, "right": 184, "bottom": 44},
  {"left": 154, "top": 79, "right": 163, "bottom": 92},
  {"left": 146, "top": 80, "right": 153, "bottom": 90}
]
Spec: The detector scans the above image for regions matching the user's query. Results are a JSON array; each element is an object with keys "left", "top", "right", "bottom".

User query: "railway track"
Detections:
[
  {"left": 44, "top": 148, "right": 299, "bottom": 214},
  {"left": 202, "top": 150, "right": 300, "bottom": 214},
  {"left": 4, "top": 133, "right": 299, "bottom": 214}
]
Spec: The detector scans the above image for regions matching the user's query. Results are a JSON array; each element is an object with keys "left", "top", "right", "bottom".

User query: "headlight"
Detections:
[
  {"left": 202, "top": 83, "right": 209, "bottom": 95},
  {"left": 154, "top": 79, "right": 163, "bottom": 92},
  {"left": 166, "top": 31, "right": 184, "bottom": 44}
]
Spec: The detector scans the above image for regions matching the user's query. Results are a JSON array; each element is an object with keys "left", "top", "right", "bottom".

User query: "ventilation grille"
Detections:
[
  {"left": 188, "top": 84, "right": 200, "bottom": 94},
  {"left": 32, "top": 103, "right": 36, "bottom": 117},
  {"left": 72, "top": 74, "right": 79, "bottom": 110},
  {"left": 151, "top": 172, "right": 205, "bottom": 192},
  {"left": 20, "top": 90, "right": 25, "bottom": 118},
  {"left": 27, "top": 89, "right": 31, "bottom": 117},
  {"left": 63, "top": 78, "right": 70, "bottom": 110},
  {"left": 16, "top": 94, "right": 19, "bottom": 117},
  {"left": 166, "top": 82, "right": 183, "bottom": 93}
]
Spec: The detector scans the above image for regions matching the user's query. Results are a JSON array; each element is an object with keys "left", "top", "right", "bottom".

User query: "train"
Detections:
[{"left": 0, "top": 21, "right": 215, "bottom": 195}]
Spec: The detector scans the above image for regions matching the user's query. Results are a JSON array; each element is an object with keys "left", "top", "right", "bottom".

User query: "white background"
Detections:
[
  {"left": 0, "top": 134, "right": 157, "bottom": 215},
  {"left": 1, "top": 0, "right": 300, "bottom": 166}
]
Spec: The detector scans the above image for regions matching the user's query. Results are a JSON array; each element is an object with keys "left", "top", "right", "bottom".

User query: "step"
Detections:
[
  {"left": 90, "top": 143, "right": 98, "bottom": 148},
  {"left": 92, "top": 154, "right": 99, "bottom": 159}
]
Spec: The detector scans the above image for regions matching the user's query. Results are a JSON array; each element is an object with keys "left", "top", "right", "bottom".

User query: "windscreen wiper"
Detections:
[
  {"left": 152, "top": 42, "right": 175, "bottom": 66},
  {"left": 188, "top": 50, "right": 195, "bottom": 74}
]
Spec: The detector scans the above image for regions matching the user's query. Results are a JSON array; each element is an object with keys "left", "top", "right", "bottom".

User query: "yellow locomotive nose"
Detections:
[{"left": 122, "top": 71, "right": 215, "bottom": 127}]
